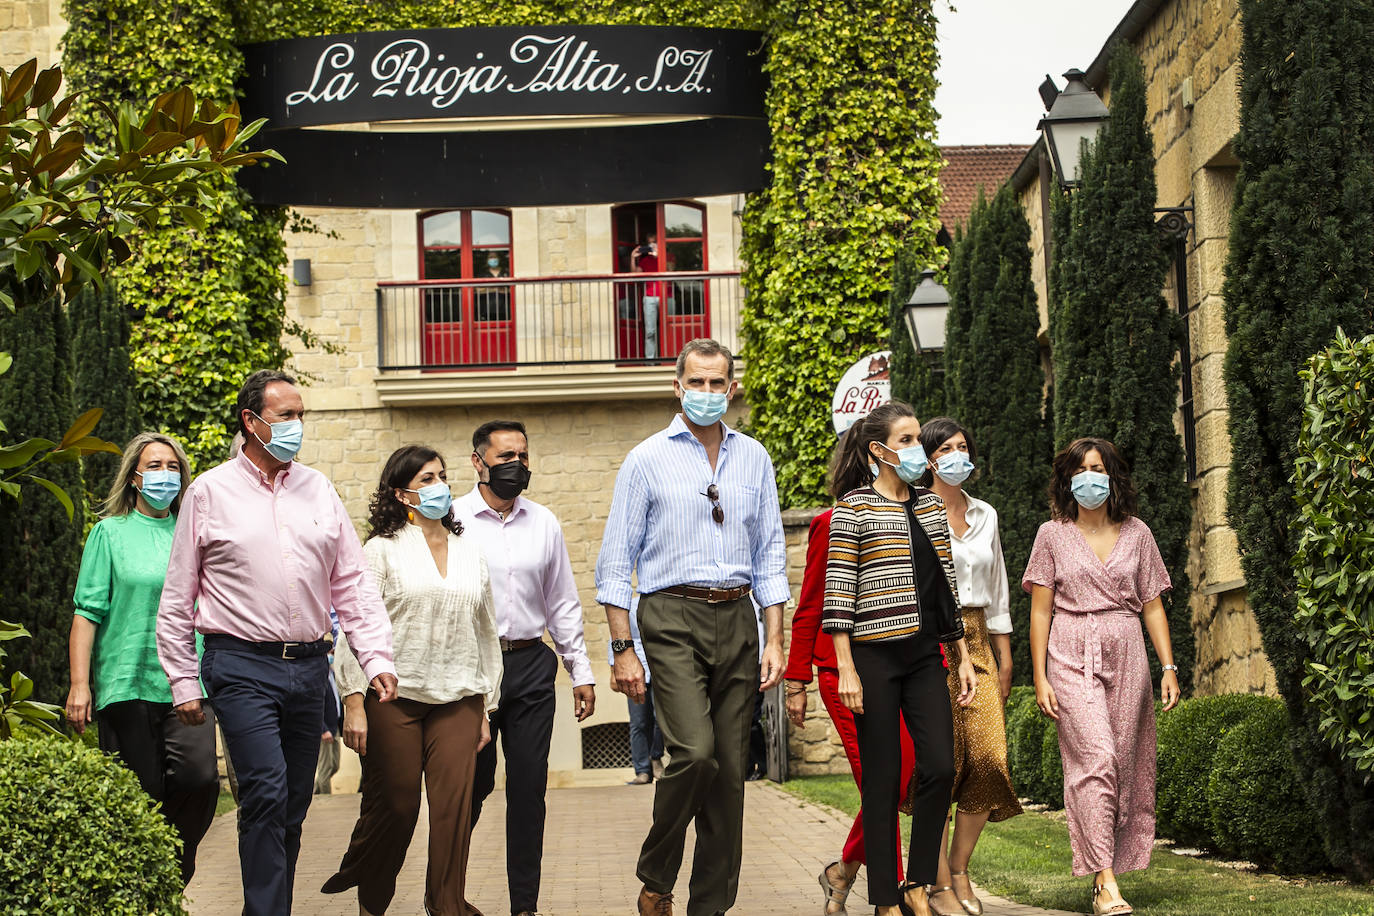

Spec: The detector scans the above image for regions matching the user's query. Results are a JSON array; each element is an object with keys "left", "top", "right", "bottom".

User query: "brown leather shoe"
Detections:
[{"left": 638, "top": 886, "right": 674, "bottom": 915}]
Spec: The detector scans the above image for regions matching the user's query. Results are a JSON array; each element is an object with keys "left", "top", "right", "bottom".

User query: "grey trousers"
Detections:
[{"left": 635, "top": 591, "right": 759, "bottom": 916}]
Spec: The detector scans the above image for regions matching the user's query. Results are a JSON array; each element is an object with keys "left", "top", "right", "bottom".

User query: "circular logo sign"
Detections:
[{"left": 832, "top": 351, "right": 892, "bottom": 435}]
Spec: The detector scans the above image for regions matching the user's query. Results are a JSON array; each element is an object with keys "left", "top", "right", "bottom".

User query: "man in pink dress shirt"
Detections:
[
  {"left": 455, "top": 419, "right": 596, "bottom": 916},
  {"left": 157, "top": 370, "right": 398, "bottom": 916}
]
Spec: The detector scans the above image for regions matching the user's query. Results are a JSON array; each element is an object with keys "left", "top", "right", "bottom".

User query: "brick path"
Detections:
[{"left": 185, "top": 783, "right": 1080, "bottom": 916}]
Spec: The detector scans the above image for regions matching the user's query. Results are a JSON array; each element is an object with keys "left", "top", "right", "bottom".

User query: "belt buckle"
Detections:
[
  {"left": 281, "top": 642, "right": 301, "bottom": 659},
  {"left": 499, "top": 638, "right": 513, "bottom": 652}
]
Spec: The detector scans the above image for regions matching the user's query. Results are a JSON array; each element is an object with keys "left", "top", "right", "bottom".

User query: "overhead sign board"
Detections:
[{"left": 241, "top": 27, "right": 767, "bottom": 127}]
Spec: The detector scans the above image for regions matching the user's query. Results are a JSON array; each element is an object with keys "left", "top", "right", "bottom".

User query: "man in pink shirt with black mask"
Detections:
[
  {"left": 455, "top": 419, "right": 596, "bottom": 916},
  {"left": 157, "top": 369, "right": 398, "bottom": 916}
]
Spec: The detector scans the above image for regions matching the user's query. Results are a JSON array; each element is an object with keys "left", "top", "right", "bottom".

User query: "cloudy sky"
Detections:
[{"left": 933, "top": 0, "right": 1137, "bottom": 146}]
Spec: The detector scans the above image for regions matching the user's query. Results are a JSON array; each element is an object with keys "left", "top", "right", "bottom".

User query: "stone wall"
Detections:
[{"left": 0, "top": 0, "right": 64, "bottom": 72}]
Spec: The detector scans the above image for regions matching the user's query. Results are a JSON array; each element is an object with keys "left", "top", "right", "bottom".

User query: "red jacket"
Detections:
[{"left": 785, "top": 510, "right": 837, "bottom": 680}]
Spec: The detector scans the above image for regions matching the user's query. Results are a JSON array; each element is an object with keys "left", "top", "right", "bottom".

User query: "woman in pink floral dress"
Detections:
[{"left": 1022, "top": 438, "right": 1179, "bottom": 916}]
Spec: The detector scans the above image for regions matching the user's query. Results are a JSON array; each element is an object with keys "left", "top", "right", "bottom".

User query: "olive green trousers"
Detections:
[{"left": 635, "top": 591, "right": 759, "bottom": 916}]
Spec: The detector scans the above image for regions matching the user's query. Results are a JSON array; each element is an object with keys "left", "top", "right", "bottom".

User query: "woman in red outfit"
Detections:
[{"left": 786, "top": 506, "right": 917, "bottom": 915}]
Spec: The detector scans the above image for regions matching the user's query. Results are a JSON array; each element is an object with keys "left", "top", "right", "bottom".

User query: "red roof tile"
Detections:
[{"left": 938, "top": 144, "right": 1033, "bottom": 232}]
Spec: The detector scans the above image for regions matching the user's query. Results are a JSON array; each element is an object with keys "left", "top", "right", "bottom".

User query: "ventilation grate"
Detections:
[{"left": 581, "top": 721, "right": 633, "bottom": 769}]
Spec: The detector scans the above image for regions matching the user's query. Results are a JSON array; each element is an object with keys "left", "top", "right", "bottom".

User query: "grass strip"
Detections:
[{"left": 780, "top": 775, "right": 1374, "bottom": 916}]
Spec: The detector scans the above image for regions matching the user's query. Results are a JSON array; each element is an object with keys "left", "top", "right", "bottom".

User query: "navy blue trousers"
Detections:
[{"left": 202, "top": 644, "right": 327, "bottom": 916}]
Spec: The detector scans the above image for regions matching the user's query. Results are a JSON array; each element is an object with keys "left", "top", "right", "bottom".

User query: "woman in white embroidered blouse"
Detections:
[
  {"left": 913, "top": 418, "right": 1022, "bottom": 916},
  {"left": 322, "top": 445, "right": 501, "bottom": 916}
]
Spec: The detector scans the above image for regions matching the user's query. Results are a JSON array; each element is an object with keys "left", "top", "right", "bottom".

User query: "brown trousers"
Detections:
[{"left": 323, "top": 692, "right": 484, "bottom": 916}]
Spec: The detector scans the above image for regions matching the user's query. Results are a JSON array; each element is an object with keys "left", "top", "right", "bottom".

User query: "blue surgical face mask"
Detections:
[
  {"left": 136, "top": 469, "right": 181, "bottom": 511},
  {"left": 487, "top": 257, "right": 500, "bottom": 269},
  {"left": 681, "top": 389, "right": 728, "bottom": 427},
  {"left": 934, "top": 451, "right": 975, "bottom": 486},
  {"left": 405, "top": 482, "right": 453, "bottom": 520},
  {"left": 1071, "top": 470, "right": 1111, "bottom": 510},
  {"left": 875, "top": 443, "right": 928, "bottom": 484},
  {"left": 252, "top": 412, "right": 303, "bottom": 463}
]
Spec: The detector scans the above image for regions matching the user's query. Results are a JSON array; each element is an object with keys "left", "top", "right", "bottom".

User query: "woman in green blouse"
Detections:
[{"left": 64, "top": 432, "right": 218, "bottom": 886}]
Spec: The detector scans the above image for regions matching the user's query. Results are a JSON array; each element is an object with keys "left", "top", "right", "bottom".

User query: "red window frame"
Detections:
[
  {"left": 612, "top": 201, "right": 709, "bottom": 362},
  {"left": 417, "top": 209, "right": 515, "bottom": 368}
]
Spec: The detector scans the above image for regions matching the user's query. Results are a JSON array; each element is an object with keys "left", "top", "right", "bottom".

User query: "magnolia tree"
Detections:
[{"left": 0, "top": 57, "right": 279, "bottom": 733}]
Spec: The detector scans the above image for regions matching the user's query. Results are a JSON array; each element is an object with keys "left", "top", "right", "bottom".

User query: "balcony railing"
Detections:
[{"left": 376, "top": 271, "right": 742, "bottom": 371}]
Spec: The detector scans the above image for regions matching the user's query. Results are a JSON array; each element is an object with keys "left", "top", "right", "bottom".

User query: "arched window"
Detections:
[
  {"left": 418, "top": 209, "right": 513, "bottom": 366},
  {"left": 611, "top": 201, "right": 709, "bottom": 361}
]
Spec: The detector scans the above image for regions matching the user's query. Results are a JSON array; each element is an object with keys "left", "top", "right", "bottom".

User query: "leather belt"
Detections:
[
  {"left": 204, "top": 634, "right": 332, "bottom": 660},
  {"left": 499, "top": 637, "right": 542, "bottom": 653},
  {"left": 655, "top": 584, "right": 752, "bottom": 604}
]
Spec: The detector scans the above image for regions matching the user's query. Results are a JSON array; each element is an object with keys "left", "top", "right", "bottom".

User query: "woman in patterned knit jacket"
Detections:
[{"left": 822, "top": 401, "right": 977, "bottom": 916}]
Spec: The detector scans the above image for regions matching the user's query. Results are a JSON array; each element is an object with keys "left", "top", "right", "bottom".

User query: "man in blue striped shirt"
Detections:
[{"left": 596, "top": 338, "right": 789, "bottom": 916}]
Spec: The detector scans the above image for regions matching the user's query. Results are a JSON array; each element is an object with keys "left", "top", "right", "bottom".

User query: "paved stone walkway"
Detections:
[{"left": 186, "top": 783, "right": 1081, "bottom": 915}]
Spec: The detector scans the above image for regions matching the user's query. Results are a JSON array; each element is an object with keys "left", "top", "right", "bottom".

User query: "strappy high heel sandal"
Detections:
[
  {"left": 818, "top": 861, "right": 852, "bottom": 915},
  {"left": 1091, "top": 881, "right": 1133, "bottom": 916},
  {"left": 949, "top": 870, "right": 983, "bottom": 916},
  {"left": 897, "top": 882, "right": 930, "bottom": 916}
]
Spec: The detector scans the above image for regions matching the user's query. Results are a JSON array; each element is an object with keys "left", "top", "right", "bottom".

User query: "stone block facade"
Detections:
[{"left": 0, "top": 0, "right": 64, "bottom": 72}]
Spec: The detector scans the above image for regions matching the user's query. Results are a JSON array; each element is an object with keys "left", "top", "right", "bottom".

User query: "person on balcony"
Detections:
[
  {"left": 632, "top": 231, "right": 661, "bottom": 358},
  {"left": 457, "top": 419, "right": 596, "bottom": 916},
  {"left": 597, "top": 337, "right": 789, "bottom": 916}
]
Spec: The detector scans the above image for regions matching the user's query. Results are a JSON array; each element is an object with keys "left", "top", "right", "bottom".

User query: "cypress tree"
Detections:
[
  {"left": 1049, "top": 45, "right": 1194, "bottom": 692},
  {"left": 945, "top": 184, "right": 1051, "bottom": 685},
  {"left": 0, "top": 297, "right": 83, "bottom": 704},
  {"left": 71, "top": 284, "right": 143, "bottom": 500},
  {"left": 1223, "top": 0, "right": 1374, "bottom": 878},
  {"left": 888, "top": 246, "right": 945, "bottom": 420}
]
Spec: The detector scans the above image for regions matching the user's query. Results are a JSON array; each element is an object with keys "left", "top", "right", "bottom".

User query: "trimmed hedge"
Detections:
[
  {"left": 1005, "top": 686, "right": 1050, "bottom": 804},
  {"left": 1004, "top": 689, "right": 1331, "bottom": 874},
  {"left": 1155, "top": 693, "right": 1272, "bottom": 850},
  {"left": 1039, "top": 721, "right": 1063, "bottom": 808},
  {"left": 1208, "top": 700, "right": 1331, "bottom": 874},
  {"left": 0, "top": 736, "right": 185, "bottom": 915}
]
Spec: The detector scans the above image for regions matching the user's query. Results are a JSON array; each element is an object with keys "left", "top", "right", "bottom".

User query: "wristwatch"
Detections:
[{"left": 611, "top": 639, "right": 635, "bottom": 654}]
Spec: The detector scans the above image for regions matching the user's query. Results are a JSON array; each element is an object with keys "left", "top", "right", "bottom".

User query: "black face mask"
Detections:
[{"left": 478, "top": 456, "right": 531, "bottom": 500}]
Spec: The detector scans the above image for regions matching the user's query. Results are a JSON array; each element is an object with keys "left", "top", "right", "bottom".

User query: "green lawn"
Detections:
[
  {"left": 216, "top": 789, "right": 237, "bottom": 816},
  {"left": 780, "top": 775, "right": 1374, "bottom": 916}
]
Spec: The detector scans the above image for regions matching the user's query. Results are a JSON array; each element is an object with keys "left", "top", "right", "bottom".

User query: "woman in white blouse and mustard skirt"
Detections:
[
  {"left": 909, "top": 418, "right": 1021, "bottom": 916},
  {"left": 323, "top": 445, "right": 502, "bottom": 916}
]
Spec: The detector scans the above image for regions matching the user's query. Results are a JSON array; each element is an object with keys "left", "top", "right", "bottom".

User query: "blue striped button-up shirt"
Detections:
[{"left": 595, "top": 415, "right": 790, "bottom": 611}]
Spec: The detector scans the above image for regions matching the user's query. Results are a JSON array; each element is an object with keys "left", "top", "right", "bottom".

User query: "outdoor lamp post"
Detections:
[
  {"left": 904, "top": 269, "right": 950, "bottom": 353},
  {"left": 1038, "top": 68, "right": 1110, "bottom": 190}
]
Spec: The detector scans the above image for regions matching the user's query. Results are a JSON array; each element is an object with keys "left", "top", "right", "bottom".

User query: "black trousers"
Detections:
[
  {"left": 201, "top": 644, "right": 328, "bottom": 916},
  {"left": 472, "top": 642, "right": 558, "bottom": 914},
  {"left": 97, "top": 699, "right": 220, "bottom": 885},
  {"left": 851, "top": 636, "right": 955, "bottom": 904}
]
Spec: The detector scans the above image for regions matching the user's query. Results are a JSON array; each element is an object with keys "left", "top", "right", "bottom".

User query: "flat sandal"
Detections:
[
  {"left": 1091, "top": 883, "right": 1133, "bottom": 916},
  {"left": 924, "top": 885, "right": 962, "bottom": 916},
  {"left": 818, "top": 861, "right": 852, "bottom": 915},
  {"left": 949, "top": 870, "right": 983, "bottom": 916}
]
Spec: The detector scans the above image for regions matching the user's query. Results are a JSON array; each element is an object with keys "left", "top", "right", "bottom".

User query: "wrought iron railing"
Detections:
[{"left": 376, "top": 271, "right": 742, "bottom": 370}]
